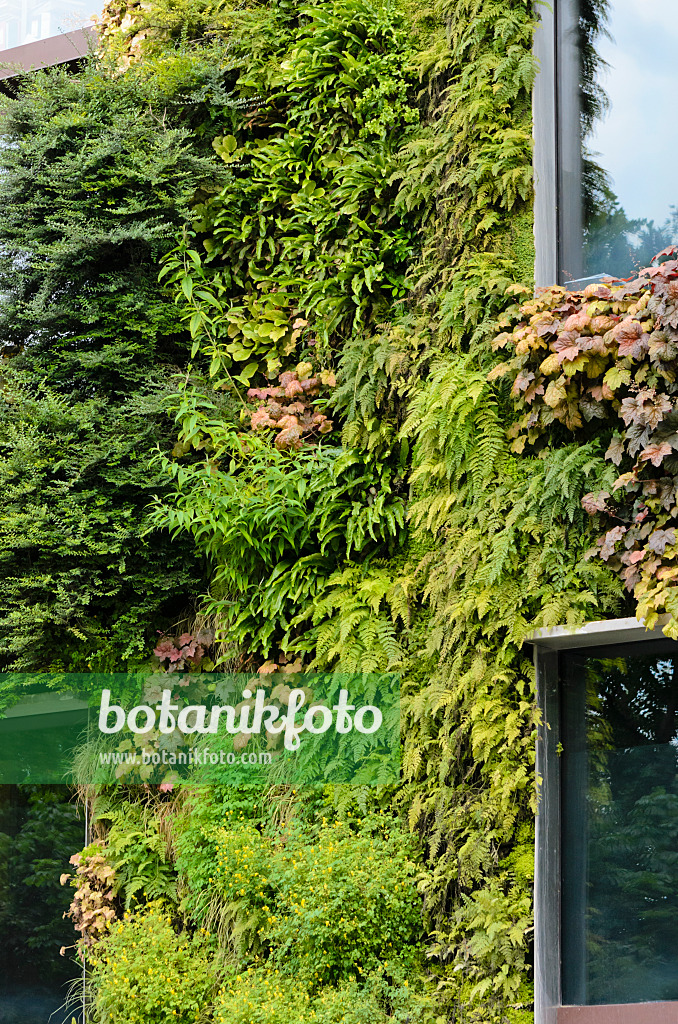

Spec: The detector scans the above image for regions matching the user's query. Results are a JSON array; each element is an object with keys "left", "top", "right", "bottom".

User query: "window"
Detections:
[
  {"left": 0, "top": 0, "right": 92, "bottom": 51},
  {"left": 534, "top": 618, "right": 678, "bottom": 1023},
  {"left": 0, "top": 0, "right": 96, "bottom": 82},
  {"left": 0, "top": 0, "right": 91, "bottom": 51},
  {"left": 561, "top": 641, "right": 678, "bottom": 1004},
  {"left": 533, "top": 0, "right": 678, "bottom": 288}
]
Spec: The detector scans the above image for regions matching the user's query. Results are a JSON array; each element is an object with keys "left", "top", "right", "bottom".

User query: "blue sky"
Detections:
[{"left": 588, "top": 0, "right": 678, "bottom": 225}]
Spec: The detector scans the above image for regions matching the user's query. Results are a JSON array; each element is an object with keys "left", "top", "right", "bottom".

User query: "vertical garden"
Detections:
[{"left": 5, "top": 0, "right": 674, "bottom": 1020}]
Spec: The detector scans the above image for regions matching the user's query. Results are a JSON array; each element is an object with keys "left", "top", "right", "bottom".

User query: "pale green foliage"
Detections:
[
  {"left": 210, "top": 816, "right": 422, "bottom": 985},
  {"left": 332, "top": 317, "right": 426, "bottom": 455},
  {"left": 89, "top": 902, "right": 214, "bottom": 1024},
  {"left": 293, "top": 563, "right": 412, "bottom": 671},
  {"left": 213, "top": 969, "right": 436, "bottom": 1024}
]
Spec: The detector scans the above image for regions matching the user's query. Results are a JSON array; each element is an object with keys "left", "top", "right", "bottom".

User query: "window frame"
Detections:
[{"left": 533, "top": 0, "right": 586, "bottom": 289}]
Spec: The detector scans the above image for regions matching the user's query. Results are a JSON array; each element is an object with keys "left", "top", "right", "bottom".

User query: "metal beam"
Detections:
[
  {"left": 530, "top": 615, "right": 669, "bottom": 651},
  {"left": 533, "top": 0, "right": 558, "bottom": 288},
  {"left": 0, "top": 26, "right": 95, "bottom": 81}
]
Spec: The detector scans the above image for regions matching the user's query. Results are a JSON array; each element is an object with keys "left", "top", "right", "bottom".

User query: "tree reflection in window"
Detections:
[{"left": 563, "top": 649, "right": 678, "bottom": 1004}]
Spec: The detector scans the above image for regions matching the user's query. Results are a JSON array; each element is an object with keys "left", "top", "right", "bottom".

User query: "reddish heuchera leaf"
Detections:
[
  {"left": 582, "top": 491, "right": 610, "bottom": 515},
  {"left": 620, "top": 389, "right": 672, "bottom": 429},
  {"left": 524, "top": 380, "right": 545, "bottom": 404},
  {"left": 510, "top": 370, "right": 534, "bottom": 397},
  {"left": 553, "top": 337, "right": 581, "bottom": 363},
  {"left": 561, "top": 311, "right": 591, "bottom": 333},
  {"left": 613, "top": 279, "right": 644, "bottom": 298},
  {"left": 275, "top": 425, "right": 303, "bottom": 450},
  {"left": 646, "top": 259, "right": 678, "bottom": 279},
  {"left": 277, "top": 414, "right": 300, "bottom": 429},
  {"left": 621, "top": 564, "right": 642, "bottom": 591},
  {"left": 646, "top": 392, "right": 672, "bottom": 429},
  {"left": 579, "top": 335, "right": 607, "bottom": 355},
  {"left": 590, "top": 315, "right": 618, "bottom": 334},
  {"left": 154, "top": 638, "right": 180, "bottom": 661},
  {"left": 639, "top": 442, "right": 673, "bottom": 467},
  {"left": 583, "top": 283, "right": 612, "bottom": 299},
  {"left": 651, "top": 245, "right": 678, "bottom": 262},
  {"left": 251, "top": 408, "right": 276, "bottom": 430},
  {"left": 613, "top": 318, "right": 646, "bottom": 358}
]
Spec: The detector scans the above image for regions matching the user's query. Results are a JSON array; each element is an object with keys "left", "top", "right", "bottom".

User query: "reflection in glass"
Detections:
[
  {"left": 0, "top": 786, "right": 84, "bottom": 1022},
  {"left": 0, "top": 0, "right": 93, "bottom": 51},
  {"left": 578, "top": 0, "right": 678, "bottom": 280},
  {"left": 562, "top": 642, "right": 678, "bottom": 1004}
]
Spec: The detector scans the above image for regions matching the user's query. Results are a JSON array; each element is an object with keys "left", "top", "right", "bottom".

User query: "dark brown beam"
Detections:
[{"left": 0, "top": 26, "right": 95, "bottom": 81}]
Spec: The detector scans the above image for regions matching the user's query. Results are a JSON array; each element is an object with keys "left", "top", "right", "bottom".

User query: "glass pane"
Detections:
[
  {"left": 581, "top": 0, "right": 678, "bottom": 279},
  {"left": 562, "top": 641, "right": 678, "bottom": 1004},
  {"left": 0, "top": 0, "right": 93, "bottom": 51},
  {"left": 0, "top": 785, "right": 84, "bottom": 1023}
]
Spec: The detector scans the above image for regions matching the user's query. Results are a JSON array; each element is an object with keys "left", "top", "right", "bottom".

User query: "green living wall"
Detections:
[{"left": 3, "top": 0, "right": 665, "bottom": 1020}]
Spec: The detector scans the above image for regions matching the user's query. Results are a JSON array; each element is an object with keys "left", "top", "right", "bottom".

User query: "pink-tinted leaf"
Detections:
[
  {"left": 583, "top": 284, "right": 612, "bottom": 299},
  {"left": 620, "top": 389, "right": 672, "bottom": 429},
  {"left": 591, "top": 315, "right": 618, "bottom": 334},
  {"left": 582, "top": 491, "right": 610, "bottom": 515},
  {"left": 612, "top": 318, "right": 644, "bottom": 357},
  {"left": 510, "top": 370, "right": 534, "bottom": 397},
  {"left": 639, "top": 442, "right": 672, "bottom": 467},
  {"left": 650, "top": 246, "right": 678, "bottom": 263},
  {"left": 561, "top": 311, "right": 591, "bottom": 332},
  {"left": 524, "top": 380, "right": 545, "bottom": 404}
]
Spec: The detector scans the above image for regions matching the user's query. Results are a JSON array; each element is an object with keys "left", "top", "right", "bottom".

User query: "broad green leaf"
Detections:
[{"left": 603, "top": 365, "right": 631, "bottom": 390}]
